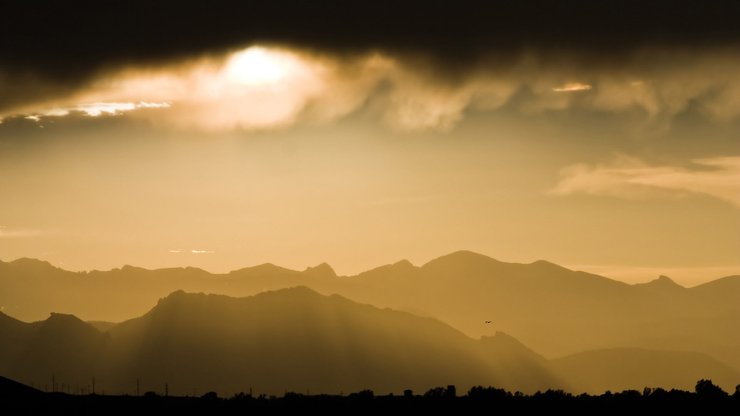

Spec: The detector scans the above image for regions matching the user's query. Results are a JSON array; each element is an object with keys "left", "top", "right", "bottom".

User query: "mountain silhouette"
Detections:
[
  {"left": 634, "top": 275, "right": 685, "bottom": 291},
  {"left": 2, "top": 252, "right": 739, "bottom": 372},
  {"left": 0, "top": 374, "right": 41, "bottom": 398},
  {"left": 2, "top": 288, "right": 737, "bottom": 395},
  {"left": 0, "top": 289, "right": 561, "bottom": 396},
  {"left": 0, "top": 310, "right": 108, "bottom": 393}
]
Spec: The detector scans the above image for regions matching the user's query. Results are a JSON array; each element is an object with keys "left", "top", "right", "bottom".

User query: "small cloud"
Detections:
[
  {"left": 553, "top": 82, "right": 593, "bottom": 92},
  {"left": 10, "top": 101, "right": 170, "bottom": 123},
  {"left": 551, "top": 156, "right": 740, "bottom": 207},
  {"left": 169, "top": 248, "right": 215, "bottom": 254},
  {"left": 137, "top": 102, "right": 172, "bottom": 109},
  {"left": 0, "top": 226, "right": 43, "bottom": 238}
]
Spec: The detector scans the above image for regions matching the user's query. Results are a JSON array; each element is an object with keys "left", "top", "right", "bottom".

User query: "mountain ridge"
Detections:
[
  {"left": 2, "top": 254, "right": 736, "bottom": 287},
  {"left": 2, "top": 289, "right": 737, "bottom": 395},
  {"left": 2, "top": 251, "right": 740, "bottom": 372},
  {"left": 0, "top": 288, "right": 563, "bottom": 395}
]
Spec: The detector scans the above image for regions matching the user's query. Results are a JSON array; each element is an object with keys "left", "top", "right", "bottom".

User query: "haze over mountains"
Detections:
[
  {"left": 1, "top": 288, "right": 737, "bottom": 396},
  {"left": 0, "top": 288, "right": 560, "bottom": 395},
  {"left": 1, "top": 251, "right": 739, "bottom": 394}
]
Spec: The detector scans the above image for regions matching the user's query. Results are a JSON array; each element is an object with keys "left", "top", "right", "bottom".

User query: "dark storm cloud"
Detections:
[
  {"left": 3, "top": 0, "right": 740, "bottom": 81},
  {"left": 4, "top": 0, "right": 740, "bottom": 124}
]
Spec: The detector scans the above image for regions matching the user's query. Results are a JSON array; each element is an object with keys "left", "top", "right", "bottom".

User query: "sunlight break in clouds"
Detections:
[
  {"left": 7, "top": 47, "right": 740, "bottom": 131},
  {"left": 552, "top": 82, "right": 592, "bottom": 92},
  {"left": 551, "top": 156, "right": 740, "bottom": 207},
  {"left": 0, "top": 46, "right": 480, "bottom": 131},
  {"left": 226, "top": 47, "right": 296, "bottom": 86}
]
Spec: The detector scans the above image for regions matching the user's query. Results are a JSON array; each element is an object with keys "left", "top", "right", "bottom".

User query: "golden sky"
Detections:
[{"left": 1, "top": 45, "right": 738, "bottom": 286}]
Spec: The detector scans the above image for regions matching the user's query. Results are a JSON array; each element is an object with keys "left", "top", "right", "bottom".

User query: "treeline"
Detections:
[{"left": 3, "top": 380, "right": 739, "bottom": 415}]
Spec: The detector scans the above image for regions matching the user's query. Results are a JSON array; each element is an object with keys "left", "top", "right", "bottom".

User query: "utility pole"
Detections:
[
  {"left": 165, "top": 383, "right": 168, "bottom": 397},
  {"left": 92, "top": 377, "right": 96, "bottom": 395}
]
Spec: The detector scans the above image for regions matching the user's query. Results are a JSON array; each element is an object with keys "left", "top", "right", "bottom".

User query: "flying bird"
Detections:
[{"left": 485, "top": 321, "right": 492, "bottom": 324}]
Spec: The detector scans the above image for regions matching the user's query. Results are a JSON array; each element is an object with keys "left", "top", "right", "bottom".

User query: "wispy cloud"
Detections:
[
  {"left": 168, "top": 249, "right": 215, "bottom": 254},
  {"left": 552, "top": 82, "right": 592, "bottom": 92},
  {"left": 551, "top": 156, "right": 740, "bottom": 207},
  {"left": 14, "top": 101, "right": 170, "bottom": 123},
  {"left": 0, "top": 226, "right": 43, "bottom": 238}
]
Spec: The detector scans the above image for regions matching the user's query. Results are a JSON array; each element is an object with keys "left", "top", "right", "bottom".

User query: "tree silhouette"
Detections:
[
  {"left": 695, "top": 379, "right": 728, "bottom": 398},
  {"left": 201, "top": 391, "right": 218, "bottom": 400},
  {"left": 468, "top": 386, "right": 509, "bottom": 400}
]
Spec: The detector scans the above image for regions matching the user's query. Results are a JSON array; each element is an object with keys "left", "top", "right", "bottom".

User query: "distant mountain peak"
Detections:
[
  {"left": 354, "top": 259, "right": 417, "bottom": 279},
  {"left": 230, "top": 262, "right": 299, "bottom": 276},
  {"left": 44, "top": 312, "right": 86, "bottom": 325},
  {"left": 445, "top": 250, "right": 496, "bottom": 260},
  {"left": 154, "top": 289, "right": 190, "bottom": 305},
  {"left": 6, "top": 257, "right": 57, "bottom": 270},
  {"left": 529, "top": 259, "right": 570, "bottom": 271},
  {"left": 166, "top": 289, "right": 188, "bottom": 298},
  {"left": 37, "top": 312, "right": 102, "bottom": 338},
  {"left": 422, "top": 250, "right": 500, "bottom": 269},
  {"left": 304, "top": 262, "right": 336, "bottom": 278},
  {"left": 636, "top": 275, "right": 684, "bottom": 290},
  {"left": 653, "top": 275, "right": 682, "bottom": 287},
  {"left": 390, "top": 259, "right": 416, "bottom": 271}
]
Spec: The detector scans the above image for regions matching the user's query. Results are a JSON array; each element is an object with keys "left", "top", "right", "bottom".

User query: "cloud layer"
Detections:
[
  {"left": 4, "top": 1, "right": 740, "bottom": 128},
  {"left": 6, "top": 46, "right": 740, "bottom": 132},
  {"left": 552, "top": 156, "right": 740, "bottom": 207}
]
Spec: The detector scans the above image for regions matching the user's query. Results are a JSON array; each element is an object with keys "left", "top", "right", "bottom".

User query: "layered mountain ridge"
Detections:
[{"left": 2, "top": 251, "right": 739, "bottom": 387}]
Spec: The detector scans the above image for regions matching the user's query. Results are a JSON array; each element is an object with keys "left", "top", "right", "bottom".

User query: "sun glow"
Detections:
[{"left": 225, "top": 47, "right": 299, "bottom": 86}]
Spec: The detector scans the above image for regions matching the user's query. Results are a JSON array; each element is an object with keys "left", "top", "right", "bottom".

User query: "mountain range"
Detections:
[
  {"left": 0, "top": 288, "right": 562, "bottom": 396},
  {"left": 1, "top": 251, "right": 739, "bottom": 393},
  {"left": 1, "top": 288, "right": 737, "bottom": 395}
]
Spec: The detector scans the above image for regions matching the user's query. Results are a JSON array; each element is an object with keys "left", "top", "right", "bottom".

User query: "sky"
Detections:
[{"left": 1, "top": 1, "right": 739, "bottom": 285}]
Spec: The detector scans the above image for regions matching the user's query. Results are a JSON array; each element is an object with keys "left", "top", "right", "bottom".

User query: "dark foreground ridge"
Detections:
[{"left": 2, "top": 377, "right": 739, "bottom": 415}]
